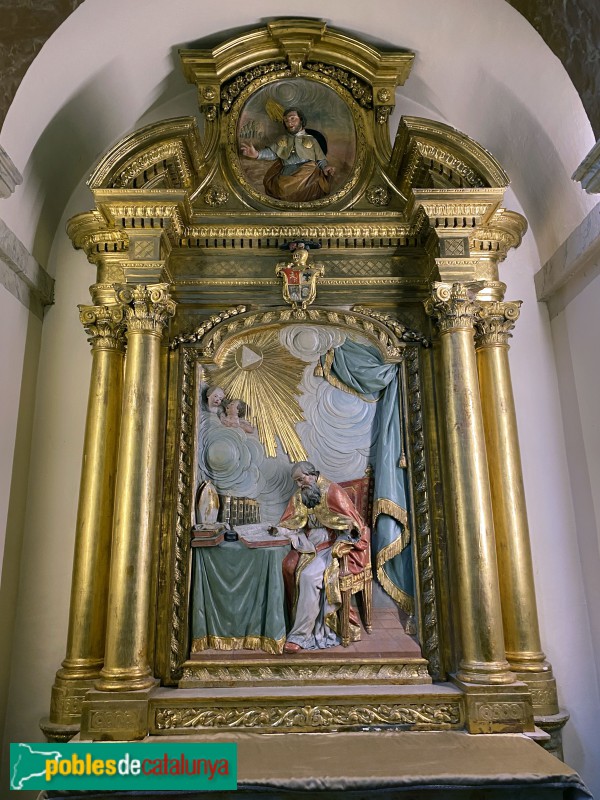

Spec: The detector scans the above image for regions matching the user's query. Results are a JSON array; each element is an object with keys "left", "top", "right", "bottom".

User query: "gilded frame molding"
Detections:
[
  {"left": 225, "top": 69, "right": 371, "bottom": 210},
  {"left": 158, "top": 309, "right": 439, "bottom": 686}
]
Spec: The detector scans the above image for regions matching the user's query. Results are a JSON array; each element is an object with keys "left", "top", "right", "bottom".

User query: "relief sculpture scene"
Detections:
[{"left": 191, "top": 317, "right": 414, "bottom": 658}]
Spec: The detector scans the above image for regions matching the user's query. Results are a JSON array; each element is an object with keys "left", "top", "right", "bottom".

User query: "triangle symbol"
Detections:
[{"left": 240, "top": 345, "right": 262, "bottom": 368}]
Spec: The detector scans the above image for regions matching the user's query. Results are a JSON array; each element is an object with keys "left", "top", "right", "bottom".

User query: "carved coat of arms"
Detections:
[{"left": 276, "top": 246, "right": 324, "bottom": 310}]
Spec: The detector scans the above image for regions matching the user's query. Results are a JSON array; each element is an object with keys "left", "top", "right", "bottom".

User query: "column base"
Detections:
[
  {"left": 511, "top": 664, "right": 559, "bottom": 716},
  {"left": 456, "top": 659, "right": 516, "bottom": 686},
  {"left": 95, "top": 666, "right": 158, "bottom": 693},
  {"left": 535, "top": 709, "right": 570, "bottom": 761},
  {"left": 452, "top": 677, "right": 535, "bottom": 734},
  {"left": 39, "top": 717, "right": 81, "bottom": 743},
  {"left": 80, "top": 686, "right": 158, "bottom": 741},
  {"left": 46, "top": 663, "right": 103, "bottom": 731}
]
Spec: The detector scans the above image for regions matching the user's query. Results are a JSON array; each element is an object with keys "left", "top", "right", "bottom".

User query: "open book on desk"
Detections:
[{"left": 236, "top": 523, "right": 291, "bottom": 548}]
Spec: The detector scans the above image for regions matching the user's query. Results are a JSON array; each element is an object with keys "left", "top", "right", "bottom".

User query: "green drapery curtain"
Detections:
[
  {"left": 191, "top": 542, "right": 290, "bottom": 654},
  {"left": 319, "top": 339, "right": 414, "bottom": 612}
]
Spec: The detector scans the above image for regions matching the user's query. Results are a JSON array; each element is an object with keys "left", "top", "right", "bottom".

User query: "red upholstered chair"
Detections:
[{"left": 338, "top": 468, "right": 373, "bottom": 647}]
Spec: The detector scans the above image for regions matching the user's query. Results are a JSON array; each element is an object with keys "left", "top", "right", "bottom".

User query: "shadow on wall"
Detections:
[
  {"left": 473, "top": 69, "right": 592, "bottom": 264},
  {"left": 25, "top": 59, "right": 135, "bottom": 269},
  {"left": 131, "top": 45, "right": 197, "bottom": 132}
]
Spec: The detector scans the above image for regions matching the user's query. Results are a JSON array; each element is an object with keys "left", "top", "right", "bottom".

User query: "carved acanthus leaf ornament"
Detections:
[
  {"left": 78, "top": 305, "right": 126, "bottom": 351},
  {"left": 424, "top": 282, "right": 480, "bottom": 332},
  {"left": 115, "top": 283, "right": 176, "bottom": 334},
  {"left": 476, "top": 300, "right": 522, "bottom": 347}
]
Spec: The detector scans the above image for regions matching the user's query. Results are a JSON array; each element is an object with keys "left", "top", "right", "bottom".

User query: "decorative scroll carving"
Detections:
[
  {"left": 173, "top": 305, "right": 427, "bottom": 361},
  {"left": 220, "top": 62, "right": 291, "bottom": 113},
  {"left": 170, "top": 305, "right": 248, "bottom": 350},
  {"left": 424, "top": 282, "right": 480, "bottom": 333},
  {"left": 405, "top": 346, "right": 440, "bottom": 679},
  {"left": 530, "top": 685, "right": 559, "bottom": 709},
  {"left": 154, "top": 701, "right": 462, "bottom": 731},
  {"left": 88, "top": 709, "right": 139, "bottom": 731},
  {"left": 376, "top": 106, "right": 392, "bottom": 125},
  {"left": 473, "top": 701, "right": 527, "bottom": 722},
  {"left": 170, "top": 348, "right": 195, "bottom": 679},
  {"left": 181, "top": 661, "right": 431, "bottom": 685},
  {"left": 78, "top": 305, "right": 126, "bottom": 351},
  {"left": 184, "top": 224, "right": 413, "bottom": 240},
  {"left": 475, "top": 300, "right": 522, "bottom": 348},
  {"left": 416, "top": 143, "right": 484, "bottom": 188},
  {"left": 115, "top": 283, "right": 176, "bottom": 334},
  {"left": 112, "top": 141, "right": 194, "bottom": 189},
  {"left": 352, "top": 306, "right": 430, "bottom": 348},
  {"left": 304, "top": 62, "right": 373, "bottom": 108}
]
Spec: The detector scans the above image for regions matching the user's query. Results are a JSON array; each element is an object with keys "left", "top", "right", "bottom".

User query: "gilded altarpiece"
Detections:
[{"left": 43, "top": 19, "right": 566, "bottom": 754}]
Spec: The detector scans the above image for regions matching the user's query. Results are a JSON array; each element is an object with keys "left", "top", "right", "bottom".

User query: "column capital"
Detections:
[
  {"left": 115, "top": 283, "right": 176, "bottom": 335},
  {"left": 475, "top": 300, "right": 522, "bottom": 348},
  {"left": 78, "top": 304, "right": 126, "bottom": 352},
  {"left": 424, "top": 281, "right": 480, "bottom": 333}
]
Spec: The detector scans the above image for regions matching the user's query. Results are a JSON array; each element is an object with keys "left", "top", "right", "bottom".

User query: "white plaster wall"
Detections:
[
  {"left": 562, "top": 272, "right": 600, "bottom": 552},
  {"left": 0, "top": 284, "right": 30, "bottom": 571},
  {"left": 1, "top": 185, "right": 92, "bottom": 794},
  {"left": 499, "top": 220, "right": 600, "bottom": 792},
  {"left": 0, "top": 283, "right": 41, "bottom": 793},
  {"left": 1, "top": 0, "right": 600, "bottom": 796},
  {"left": 545, "top": 271, "right": 600, "bottom": 785}
]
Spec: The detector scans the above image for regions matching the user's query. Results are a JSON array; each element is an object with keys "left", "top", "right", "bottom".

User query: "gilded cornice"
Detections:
[
  {"left": 410, "top": 188, "right": 505, "bottom": 232},
  {"left": 180, "top": 19, "right": 413, "bottom": 96},
  {"left": 469, "top": 208, "right": 528, "bottom": 261},
  {"left": 66, "top": 210, "right": 128, "bottom": 264},
  {"left": 88, "top": 118, "right": 202, "bottom": 192},
  {"left": 92, "top": 189, "right": 191, "bottom": 238},
  {"left": 183, "top": 222, "right": 414, "bottom": 241}
]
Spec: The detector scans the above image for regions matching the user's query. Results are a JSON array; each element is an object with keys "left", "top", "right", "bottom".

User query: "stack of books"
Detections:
[{"left": 191, "top": 523, "right": 226, "bottom": 548}]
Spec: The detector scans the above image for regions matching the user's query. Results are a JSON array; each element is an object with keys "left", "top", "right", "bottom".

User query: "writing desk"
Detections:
[{"left": 190, "top": 540, "right": 290, "bottom": 655}]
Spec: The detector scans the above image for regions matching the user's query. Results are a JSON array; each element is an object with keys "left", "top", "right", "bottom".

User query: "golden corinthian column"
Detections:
[
  {"left": 425, "top": 283, "right": 514, "bottom": 685},
  {"left": 43, "top": 306, "right": 125, "bottom": 739},
  {"left": 476, "top": 300, "right": 559, "bottom": 716},
  {"left": 96, "top": 284, "right": 175, "bottom": 692}
]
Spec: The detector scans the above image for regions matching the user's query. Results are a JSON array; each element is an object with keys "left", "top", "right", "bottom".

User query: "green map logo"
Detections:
[
  {"left": 10, "top": 742, "right": 237, "bottom": 790},
  {"left": 11, "top": 743, "right": 63, "bottom": 790}
]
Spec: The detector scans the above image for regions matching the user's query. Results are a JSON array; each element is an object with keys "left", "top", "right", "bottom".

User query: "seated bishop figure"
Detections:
[{"left": 278, "top": 461, "right": 369, "bottom": 653}]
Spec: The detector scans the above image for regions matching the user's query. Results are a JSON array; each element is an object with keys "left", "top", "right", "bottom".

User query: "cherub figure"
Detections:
[
  {"left": 220, "top": 399, "right": 255, "bottom": 434},
  {"left": 205, "top": 386, "right": 226, "bottom": 416}
]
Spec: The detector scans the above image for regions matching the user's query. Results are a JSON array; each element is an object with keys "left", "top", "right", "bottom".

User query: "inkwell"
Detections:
[{"left": 222, "top": 496, "right": 239, "bottom": 542}]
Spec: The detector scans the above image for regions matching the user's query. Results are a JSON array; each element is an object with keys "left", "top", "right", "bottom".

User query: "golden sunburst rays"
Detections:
[{"left": 207, "top": 330, "right": 308, "bottom": 462}]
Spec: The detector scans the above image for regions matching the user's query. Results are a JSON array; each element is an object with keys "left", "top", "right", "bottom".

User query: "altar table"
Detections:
[{"left": 190, "top": 540, "right": 290, "bottom": 654}]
